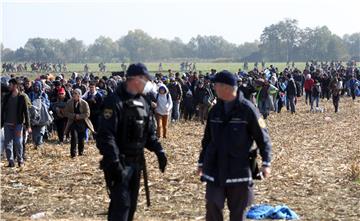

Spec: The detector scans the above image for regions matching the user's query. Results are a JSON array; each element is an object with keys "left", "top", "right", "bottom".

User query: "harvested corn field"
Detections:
[{"left": 1, "top": 97, "right": 360, "bottom": 221}]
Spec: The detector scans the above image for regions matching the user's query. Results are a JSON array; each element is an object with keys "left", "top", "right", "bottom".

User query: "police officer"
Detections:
[
  {"left": 197, "top": 70, "right": 272, "bottom": 221},
  {"left": 96, "top": 63, "right": 168, "bottom": 221}
]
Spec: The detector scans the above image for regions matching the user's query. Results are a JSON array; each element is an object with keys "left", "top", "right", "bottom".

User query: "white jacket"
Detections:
[{"left": 155, "top": 85, "right": 173, "bottom": 115}]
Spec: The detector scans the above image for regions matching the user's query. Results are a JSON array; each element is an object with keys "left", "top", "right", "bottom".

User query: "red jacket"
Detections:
[{"left": 304, "top": 78, "right": 315, "bottom": 92}]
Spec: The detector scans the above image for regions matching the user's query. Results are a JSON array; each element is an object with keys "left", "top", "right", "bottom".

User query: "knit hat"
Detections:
[
  {"left": 74, "top": 88, "right": 82, "bottom": 96},
  {"left": 126, "top": 63, "right": 154, "bottom": 80},
  {"left": 211, "top": 70, "right": 237, "bottom": 87}
]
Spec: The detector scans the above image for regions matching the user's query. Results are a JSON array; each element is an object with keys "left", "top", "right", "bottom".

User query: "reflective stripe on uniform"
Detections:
[
  {"left": 262, "top": 161, "right": 271, "bottom": 167},
  {"left": 225, "top": 177, "right": 252, "bottom": 183},
  {"left": 229, "top": 120, "right": 248, "bottom": 124},
  {"left": 202, "top": 174, "right": 215, "bottom": 182},
  {"left": 210, "top": 120, "right": 223, "bottom": 123}
]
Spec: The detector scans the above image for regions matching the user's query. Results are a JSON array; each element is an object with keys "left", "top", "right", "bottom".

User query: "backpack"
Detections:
[
  {"left": 202, "top": 88, "right": 213, "bottom": 105},
  {"left": 312, "top": 85, "right": 321, "bottom": 97},
  {"left": 30, "top": 98, "right": 53, "bottom": 126},
  {"left": 156, "top": 93, "right": 170, "bottom": 102}
]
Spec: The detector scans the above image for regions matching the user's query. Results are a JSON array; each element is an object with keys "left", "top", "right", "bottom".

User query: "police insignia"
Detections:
[
  {"left": 103, "top": 109, "right": 113, "bottom": 119},
  {"left": 258, "top": 117, "right": 266, "bottom": 128}
]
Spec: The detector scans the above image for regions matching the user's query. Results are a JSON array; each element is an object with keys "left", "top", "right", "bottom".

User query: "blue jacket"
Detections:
[
  {"left": 29, "top": 81, "right": 50, "bottom": 108},
  {"left": 198, "top": 91, "right": 272, "bottom": 186},
  {"left": 349, "top": 78, "right": 359, "bottom": 90}
]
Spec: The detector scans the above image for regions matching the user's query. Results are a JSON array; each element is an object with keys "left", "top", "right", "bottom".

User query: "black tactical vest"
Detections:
[{"left": 118, "top": 95, "right": 149, "bottom": 156}]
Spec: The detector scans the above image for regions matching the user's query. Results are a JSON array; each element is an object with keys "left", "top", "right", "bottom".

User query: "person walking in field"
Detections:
[
  {"left": 197, "top": 71, "right": 272, "bottom": 221},
  {"left": 1, "top": 79, "right": 31, "bottom": 167},
  {"left": 64, "top": 89, "right": 94, "bottom": 158},
  {"left": 154, "top": 84, "right": 173, "bottom": 138}
]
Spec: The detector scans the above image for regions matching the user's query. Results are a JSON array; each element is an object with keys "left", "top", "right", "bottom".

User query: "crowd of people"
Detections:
[
  {"left": 2, "top": 62, "right": 68, "bottom": 73},
  {"left": 1, "top": 61, "right": 360, "bottom": 167},
  {"left": 2, "top": 62, "right": 111, "bottom": 73}
]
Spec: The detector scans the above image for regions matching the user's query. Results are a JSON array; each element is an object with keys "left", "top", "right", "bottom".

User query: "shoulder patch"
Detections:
[
  {"left": 103, "top": 108, "right": 113, "bottom": 119},
  {"left": 258, "top": 117, "right": 267, "bottom": 129}
]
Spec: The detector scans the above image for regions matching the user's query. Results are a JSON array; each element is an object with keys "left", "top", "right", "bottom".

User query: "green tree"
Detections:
[
  {"left": 119, "top": 29, "right": 153, "bottom": 62},
  {"left": 62, "top": 38, "right": 85, "bottom": 63},
  {"left": 87, "top": 36, "right": 117, "bottom": 62},
  {"left": 343, "top": 33, "right": 360, "bottom": 60}
]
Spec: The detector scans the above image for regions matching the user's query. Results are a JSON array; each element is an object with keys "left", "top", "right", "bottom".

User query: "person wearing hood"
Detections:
[
  {"left": 257, "top": 80, "right": 277, "bottom": 119},
  {"left": 29, "top": 80, "right": 50, "bottom": 107},
  {"left": 29, "top": 80, "right": 50, "bottom": 148},
  {"left": 155, "top": 84, "right": 173, "bottom": 138},
  {"left": 106, "top": 78, "right": 118, "bottom": 95}
]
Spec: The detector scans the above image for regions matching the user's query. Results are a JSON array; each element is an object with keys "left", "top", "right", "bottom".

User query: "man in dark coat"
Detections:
[{"left": 198, "top": 71, "right": 272, "bottom": 221}]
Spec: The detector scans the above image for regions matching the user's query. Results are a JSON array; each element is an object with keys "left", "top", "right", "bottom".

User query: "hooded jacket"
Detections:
[
  {"left": 155, "top": 84, "right": 173, "bottom": 115},
  {"left": 29, "top": 81, "right": 50, "bottom": 108}
]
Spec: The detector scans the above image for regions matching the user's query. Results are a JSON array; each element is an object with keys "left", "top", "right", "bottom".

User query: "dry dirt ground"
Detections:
[{"left": 1, "top": 97, "right": 360, "bottom": 221}]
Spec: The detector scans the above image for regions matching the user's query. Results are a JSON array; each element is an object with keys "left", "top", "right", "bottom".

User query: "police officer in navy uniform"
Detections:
[
  {"left": 197, "top": 70, "right": 272, "bottom": 221},
  {"left": 96, "top": 63, "right": 167, "bottom": 221}
]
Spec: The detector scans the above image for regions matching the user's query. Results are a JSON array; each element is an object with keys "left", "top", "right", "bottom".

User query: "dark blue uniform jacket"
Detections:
[{"left": 198, "top": 91, "right": 272, "bottom": 186}]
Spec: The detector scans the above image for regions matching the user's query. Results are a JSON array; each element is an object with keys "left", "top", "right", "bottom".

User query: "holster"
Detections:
[{"left": 249, "top": 149, "right": 262, "bottom": 180}]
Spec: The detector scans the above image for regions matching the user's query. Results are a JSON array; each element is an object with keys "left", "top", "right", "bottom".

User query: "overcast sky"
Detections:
[{"left": 1, "top": 0, "right": 359, "bottom": 49}]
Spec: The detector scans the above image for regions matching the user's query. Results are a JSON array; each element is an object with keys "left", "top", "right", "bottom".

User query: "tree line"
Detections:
[{"left": 1, "top": 19, "right": 359, "bottom": 63}]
